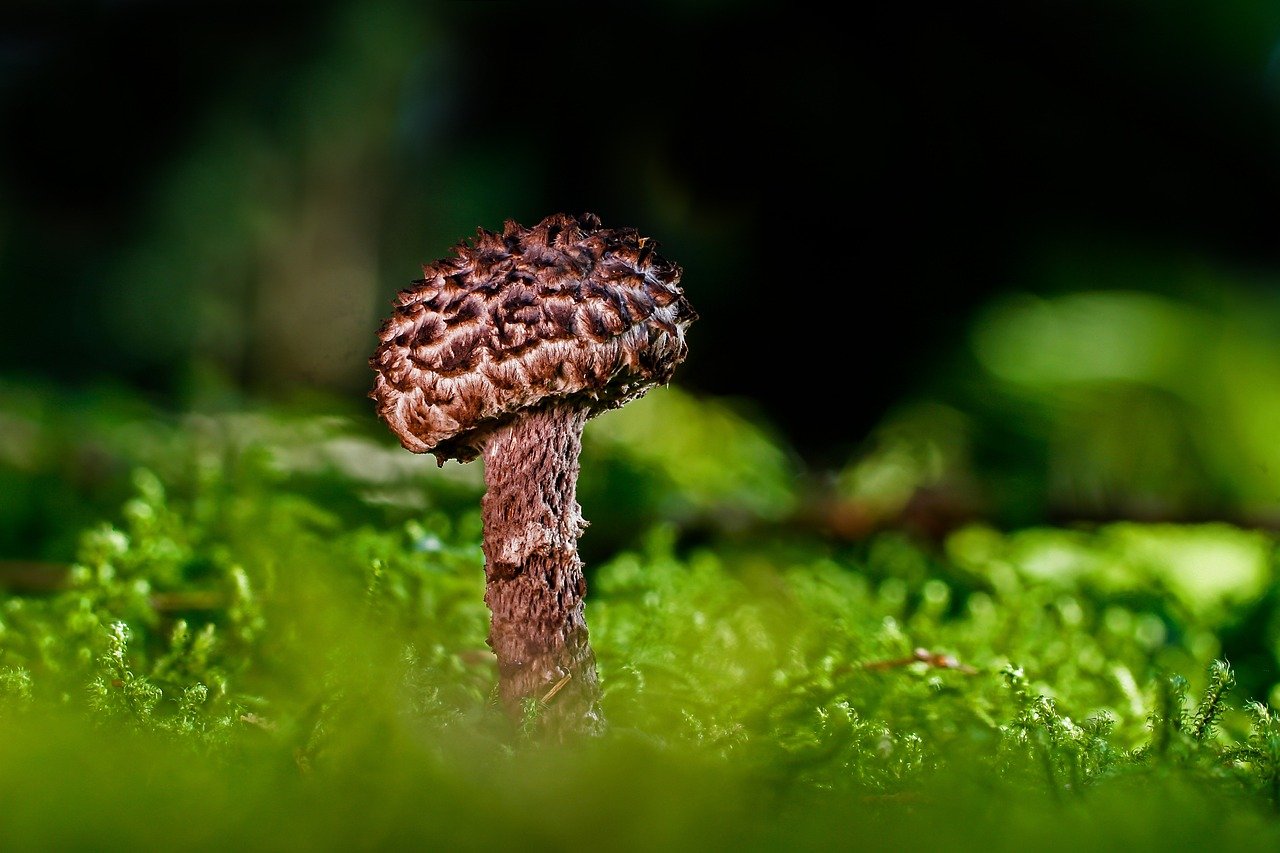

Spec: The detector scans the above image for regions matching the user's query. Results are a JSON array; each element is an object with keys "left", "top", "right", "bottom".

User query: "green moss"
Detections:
[{"left": 3, "top": 388, "right": 1280, "bottom": 849}]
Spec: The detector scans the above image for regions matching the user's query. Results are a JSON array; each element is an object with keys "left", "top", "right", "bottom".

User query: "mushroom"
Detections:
[{"left": 369, "top": 212, "right": 697, "bottom": 735}]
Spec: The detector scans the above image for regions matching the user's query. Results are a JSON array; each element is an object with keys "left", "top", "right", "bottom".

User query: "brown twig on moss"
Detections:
[{"left": 862, "top": 647, "right": 979, "bottom": 675}]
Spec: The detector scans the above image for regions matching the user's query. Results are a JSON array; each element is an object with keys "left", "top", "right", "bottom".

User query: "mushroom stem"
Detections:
[{"left": 480, "top": 402, "right": 604, "bottom": 736}]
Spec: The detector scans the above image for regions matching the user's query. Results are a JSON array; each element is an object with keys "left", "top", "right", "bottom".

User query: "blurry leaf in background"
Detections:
[
  {"left": 971, "top": 283, "right": 1280, "bottom": 522},
  {"left": 834, "top": 258, "right": 1280, "bottom": 532},
  {"left": 946, "top": 522, "right": 1272, "bottom": 627},
  {"left": 829, "top": 402, "right": 981, "bottom": 538},
  {"left": 580, "top": 387, "right": 800, "bottom": 552},
  {"left": 973, "top": 290, "right": 1197, "bottom": 386}
]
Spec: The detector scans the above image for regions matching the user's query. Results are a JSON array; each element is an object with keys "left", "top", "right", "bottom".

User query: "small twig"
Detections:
[
  {"left": 541, "top": 673, "right": 572, "bottom": 705},
  {"left": 239, "top": 713, "right": 278, "bottom": 732},
  {"left": 0, "top": 560, "right": 69, "bottom": 593},
  {"left": 862, "top": 647, "right": 978, "bottom": 675},
  {"left": 149, "top": 590, "right": 226, "bottom": 611}
]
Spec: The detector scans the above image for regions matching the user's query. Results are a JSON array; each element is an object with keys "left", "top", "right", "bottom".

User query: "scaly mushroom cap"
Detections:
[{"left": 370, "top": 212, "right": 698, "bottom": 464}]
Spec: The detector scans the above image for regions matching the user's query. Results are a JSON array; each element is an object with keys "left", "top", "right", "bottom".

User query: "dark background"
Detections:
[{"left": 2, "top": 0, "right": 1278, "bottom": 469}]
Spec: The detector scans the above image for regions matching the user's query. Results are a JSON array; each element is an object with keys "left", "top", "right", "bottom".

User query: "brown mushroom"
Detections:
[{"left": 369, "top": 212, "right": 697, "bottom": 736}]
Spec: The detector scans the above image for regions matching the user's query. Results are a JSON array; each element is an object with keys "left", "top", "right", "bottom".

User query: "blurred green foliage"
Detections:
[
  {"left": 834, "top": 267, "right": 1280, "bottom": 532},
  {"left": 3, "top": 383, "right": 1280, "bottom": 848}
]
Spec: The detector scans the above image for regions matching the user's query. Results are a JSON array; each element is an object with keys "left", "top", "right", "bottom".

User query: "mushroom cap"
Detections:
[{"left": 370, "top": 212, "right": 698, "bottom": 464}]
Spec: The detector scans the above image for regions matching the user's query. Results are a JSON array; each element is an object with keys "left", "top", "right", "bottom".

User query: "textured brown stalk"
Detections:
[{"left": 481, "top": 403, "right": 603, "bottom": 737}]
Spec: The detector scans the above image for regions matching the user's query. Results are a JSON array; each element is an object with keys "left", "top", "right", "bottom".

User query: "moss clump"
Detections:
[{"left": 3, "top": 388, "right": 1280, "bottom": 849}]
